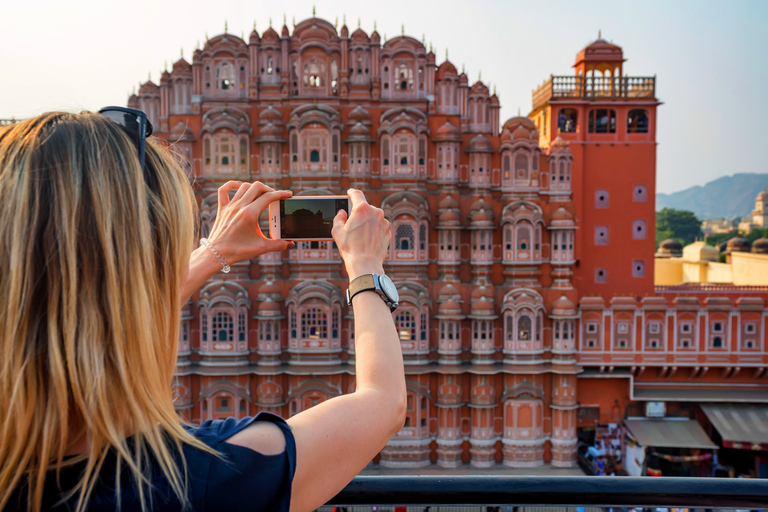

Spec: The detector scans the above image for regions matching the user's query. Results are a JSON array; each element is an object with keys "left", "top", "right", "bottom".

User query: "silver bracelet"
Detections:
[{"left": 200, "top": 238, "right": 231, "bottom": 273}]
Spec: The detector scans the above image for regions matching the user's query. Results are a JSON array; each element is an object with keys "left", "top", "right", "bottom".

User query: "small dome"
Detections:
[
  {"left": 172, "top": 58, "right": 191, "bottom": 74},
  {"left": 752, "top": 237, "right": 768, "bottom": 254},
  {"left": 471, "top": 296, "right": 495, "bottom": 313},
  {"left": 657, "top": 238, "right": 683, "bottom": 257},
  {"left": 139, "top": 80, "right": 159, "bottom": 95},
  {"left": 682, "top": 241, "right": 719, "bottom": 262},
  {"left": 439, "top": 298, "right": 462, "bottom": 315},
  {"left": 438, "top": 194, "right": 460, "bottom": 210},
  {"left": 470, "top": 81, "right": 489, "bottom": 96},
  {"left": 259, "top": 279, "right": 282, "bottom": 298},
  {"left": 512, "top": 125, "right": 531, "bottom": 141},
  {"left": 259, "top": 122, "right": 282, "bottom": 139},
  {"left": 348, "top": 104, "right": 371, "bottom": 123},
  {"left": 757, "top": 187, "right": 768, "bottom": 200},
  {"left": 468, "top": 133, "right": 493, "bottom": 153},
  {"left": 490, "top": 93, "right": 499, "bottom": 105},
  {"left": 500, "top": 128, "right": 513, "bottom": 143},
  {"left": 249, "top": 29, "right": 260, "bottom": 43},
  {"left": 551, "top": 295, "right": 576, "bottom": 316},
  {"left": 339, "top": 24, "right": 349, "bottom": 38},
  {"left": 726, "top": 237, "right": 751, "bottom": 253},
  {"left": 438, "top": 281, "right": 461, "bottom": 299},
  {"left": 469, "top": 198, "right": 493, "bottom": 223},
  {"left": 350, "top": 27, "right": 368, "bottom": 41},
  {"left": 550, "top": 207, "right": 573, "bottom": 223},
  {"left": 281, "top": 24, "right": 290, "bottom": 37},
  {"left": 436, "top": 60, "right": 458, "bottom": 80},
  {"left": 260, "top": 105, "right": 283, "bottom": 123},
  {"left": 370, "top": 30, "right": 380, "bottom": 44},
  {"left": 434, "top": 121, "right": 461, "bottom": 142},
  {"left": 258, "top": 298, "right": 282, "bottom": 314},
  {"left": 348, "top": 122, "right": 370, "bottom": 138},
  {"left": 550, "top": 136, "right": 570, "bottom": 154},
  {"left": 160, "top": 70, "right": 171, "bottom": 84},
  {"left": 262, "top": 26, "right": 279, "bottom": 42}
]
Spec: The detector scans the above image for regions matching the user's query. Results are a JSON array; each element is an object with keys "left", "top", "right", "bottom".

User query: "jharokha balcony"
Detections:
[{"left": 532, "top": 75, "right": 656, "bottom": 110}]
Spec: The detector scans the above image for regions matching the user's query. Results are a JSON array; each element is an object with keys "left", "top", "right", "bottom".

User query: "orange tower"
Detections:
[{"left": 530, "top": 34, "right": 659, "bottom": 298}]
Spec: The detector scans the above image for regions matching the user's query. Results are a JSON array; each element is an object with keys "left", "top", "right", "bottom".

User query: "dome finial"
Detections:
[
  {"left": 422, "top": 33, "right": 425, "bottom": 44},
  {"left": 205, "top": 32, "right": 209, "bottom": 42},
  {"left": 164, "top": 60, "right": 167, "bottom": 70},
  {"left": 461, "top": 63, "right": 465, "bottom": 73},
  {"left": 493, "top": 84, "right": 497, "bottom": 95},
  {"left": 401, "top": 24, "right": 404, "bottom": 36},
  {"left": 598, "top": 29, "right": 602, "bottom": 39},
  {"left": 224, "top": 20, "right": 228, "bottom": 33},
  {"left": 269, "top": 17, "right": 272, "bottom": 27},
  {"left": 253, "top": 20, "right": 256, "bottom": 31},
  {"left": 358, "top": 17, "right": 361, "bottom": 27},
  {"left": 518, "top": 107, "right": 521, "bottom": 116},
  {"left": 343, "top": 14, "right": 347, "bottom": 25},
  {"left": 283, "top": 13, "right": 287, "bottom": 26},
  {"left": 335, "top": 16, "right": 338, "bottom": 28},
  {"left": 293, "top": 16, "right": 296, "bottom": 28},
  {"left": 313, "top": 4, "right": 316, "bottom": 16},
  {"left": 478, "top": 70, "right": 482, "bottom": 81},
  {"left": 445, "top": 48, "right": 448, "bottom": 59},
  {"left": 374, "top": 20, "right": 377, "bottom": 31},
  {"left": 180, "top": 47, "right": 184, "bottom": 58}
]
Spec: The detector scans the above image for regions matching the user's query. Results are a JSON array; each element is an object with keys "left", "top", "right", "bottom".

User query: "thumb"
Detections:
[
  {"left": 265, "top": 238, "right": 294, "bottom": 252},
  {"left": 333, "top": 208, "right": 348, "bottom": 232}
]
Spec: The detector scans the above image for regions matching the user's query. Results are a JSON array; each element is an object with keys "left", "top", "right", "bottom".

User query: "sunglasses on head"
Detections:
[{"left": 98, "top": 106, "right": 154, "bottom": 172}]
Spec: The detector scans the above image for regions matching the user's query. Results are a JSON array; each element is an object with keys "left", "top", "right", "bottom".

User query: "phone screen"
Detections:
[{"left": 280, "top": 197, "right": 349, "bottom": 239}]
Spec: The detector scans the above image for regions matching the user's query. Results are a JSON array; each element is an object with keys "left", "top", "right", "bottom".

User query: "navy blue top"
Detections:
[{"left": 6, "top": 412, "right": 296, "bottom": 512}]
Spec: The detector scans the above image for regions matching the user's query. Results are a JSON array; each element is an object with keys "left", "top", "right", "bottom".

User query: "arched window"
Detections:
[
  {"left": 395, "top": 224, "right": 415, "bottom": 250},
  {"left": 396, "top": 310, "right": 416, "bottom": 342},
  {"left": 216, "top": 62, "right": 236, "bottom": 90},
  {"left": 395, "top": 62, "right": 413, "bottom": 90},
  {"left": 588, "top": 109, "right": 617, "bottom": 133},
  {"left": 418, "top": 224, "right": 427, "bottom": 252},
  {"left": 517, "top": 225, "right": 531, "bottom": 251},
  {"left": 212, "top": 311, "right": 234, "bottom": 342},
  {"left": 301, "top": 307, "right": 327, "bottom": 339},
  {"left": 393, "top": 134, "right": 415, "bottom": 172},
  {"left": 291, "top": 133, "right": 298, "bottom": 163},
  {"left": 557, "top": 108, "right": 578, "bottom": 133},
  {"left": 381, "top": 136, "right": 390, "bottom": 166},
  {"left": 330, "top": 59, "right": 339, "bottom": 94},
  {"left": 310, "top": 150, "right": 320, "bottom": 162},
  {"left": 266, "top": 55, "right": 274, "bottom": 74},
  {"left": 627, "top": 109, "right": 649, "bottom": 133},
  {"left": 518, "top": 315, "right": 532, "bottom": 341},
  {"left": 303, "top": 58, "right": 326, "bottom": 89},
  {"left": 515, "top": 153, "right": 529, "bottom": 181},
  {"left": 502, "top": 153, "right": 511, "bottom": 184},
  {"left": 214, "top": 134, "right": 236, "bottom": 171},
  {"left": 301, "top": 130, "right": 328, "bottom": 168}
]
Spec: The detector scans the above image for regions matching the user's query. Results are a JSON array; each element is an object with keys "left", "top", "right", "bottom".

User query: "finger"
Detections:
[
  {"left": 332, "top": 208, "right": 348, "bottom": 234},
  {"left": 231, "top": 182, "right": 251, "bottom": 202},
  {"left": 347, "top": 188, "right": 368, "bottom": 209},
  {"left": 218, "top": 181, "right": 243, "bottom": 207},
  {"left": 241, "top": 181, "right": 275, "bottom": 205},
  {"left": 249, "top": 189, "right": 292, "bottom": 216}
]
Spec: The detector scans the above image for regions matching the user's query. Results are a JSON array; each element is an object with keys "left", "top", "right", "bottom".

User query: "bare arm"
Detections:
[
  {"left": 180, "top": 181, "right": 293, "bottom": 305},
  {"left": 225, "top": 189, "right": 407, "bottom": 512}
]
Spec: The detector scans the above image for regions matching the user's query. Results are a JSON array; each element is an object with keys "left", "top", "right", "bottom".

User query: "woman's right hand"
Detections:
[{"left": 332, "top": 189, "right": 390, "bottom": 280}]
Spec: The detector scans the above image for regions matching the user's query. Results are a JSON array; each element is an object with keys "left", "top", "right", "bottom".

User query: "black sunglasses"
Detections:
[{"left": 98, "top": 106, "right": 154, "bottom": 172}]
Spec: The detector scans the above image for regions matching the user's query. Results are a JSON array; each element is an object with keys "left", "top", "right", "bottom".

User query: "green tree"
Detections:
[{"left": 655, "top": 208, "right": 702, "bottom": 247}]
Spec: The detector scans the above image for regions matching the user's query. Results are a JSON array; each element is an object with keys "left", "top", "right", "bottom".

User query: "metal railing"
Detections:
[
  {"left": 327, "top": 476, "right": 768, "bottom": 509},
  {"left": 532, "top": 76, "right": 656, "bottom": 110}
]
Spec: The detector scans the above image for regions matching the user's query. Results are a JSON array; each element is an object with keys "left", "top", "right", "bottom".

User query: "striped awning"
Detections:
[{"left": 701, "top": 404, "right": 768, "bottom": 451}]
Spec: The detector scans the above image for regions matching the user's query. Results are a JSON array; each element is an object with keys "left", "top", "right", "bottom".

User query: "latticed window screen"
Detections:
[
  {"left": 418, "top": 224, "right": 427, "bottom": 251},
  {"left": 396, "top": 310, "right": 416, "bottom": 341},
  {"left": 212, "top": 312, "right": 234, "bottom": 342},
  {"left": 301, "top": 307, "right": 327, "bottom": 339},
  {"left": 238, "top": 312, "right": 246, "bottom": 341},
  {"left": 396, "top": 224, "right": 415, "bottom": 250},
  {"left": 518, "top": 315, "right": 532, "bottom": 341}
]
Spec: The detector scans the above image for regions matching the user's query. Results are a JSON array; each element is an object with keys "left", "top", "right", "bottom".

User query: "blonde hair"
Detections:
[{"left": 0, "top": 112, "right": 209, "bottom": 511}]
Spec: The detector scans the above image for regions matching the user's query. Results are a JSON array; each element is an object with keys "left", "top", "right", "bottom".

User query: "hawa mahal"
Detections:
[{"left": 128, "top": 16, "right": 768, "bottom": 470}]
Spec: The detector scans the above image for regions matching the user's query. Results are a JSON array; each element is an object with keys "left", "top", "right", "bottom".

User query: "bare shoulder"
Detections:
[{"left": 224, "top": 420, "right": 287, "bottom": 456}]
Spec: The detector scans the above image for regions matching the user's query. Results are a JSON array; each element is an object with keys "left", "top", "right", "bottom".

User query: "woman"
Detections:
[{"left": 0, "top": 111, "right": 406, "bottom": 511}]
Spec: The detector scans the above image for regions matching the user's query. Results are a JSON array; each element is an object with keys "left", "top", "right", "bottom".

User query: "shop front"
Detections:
[
  {"left": 623, "top": 418, "right": 718, "bottom": 477},
  {"left": 701, "top": 404, "right": 768, "bottom": 478}
]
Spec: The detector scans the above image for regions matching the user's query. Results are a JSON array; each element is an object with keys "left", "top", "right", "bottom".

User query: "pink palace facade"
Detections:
[{"left": 127, "top": 16, "right": 768, "bottom": 471}]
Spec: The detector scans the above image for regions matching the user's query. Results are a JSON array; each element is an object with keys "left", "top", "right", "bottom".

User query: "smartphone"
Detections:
[{"left": 269, "top": 195, "right": 351, "bottom": 241}]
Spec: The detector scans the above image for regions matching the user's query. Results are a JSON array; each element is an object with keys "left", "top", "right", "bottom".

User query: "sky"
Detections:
[{"left": 1, "top": 0, "right": 766, "bottom": 194}]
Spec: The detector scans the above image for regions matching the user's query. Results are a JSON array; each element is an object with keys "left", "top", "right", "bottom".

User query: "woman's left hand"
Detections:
[{"left": 206, "top": 181, "right": 294, "bottom": 265}]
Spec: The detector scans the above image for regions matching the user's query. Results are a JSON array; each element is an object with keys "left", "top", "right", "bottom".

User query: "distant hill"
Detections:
[{"left": 656, "top": 173, "right": 768, "bottom": 220}]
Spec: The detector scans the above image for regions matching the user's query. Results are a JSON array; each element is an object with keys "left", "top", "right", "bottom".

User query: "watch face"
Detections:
[{"left": 378, "top": 274, "right": 399, "bottom": 303}]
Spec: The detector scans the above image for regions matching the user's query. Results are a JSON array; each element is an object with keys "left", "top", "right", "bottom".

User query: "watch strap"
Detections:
[{"left": 347, "top": 274, "right": 377, "bottom": 305}]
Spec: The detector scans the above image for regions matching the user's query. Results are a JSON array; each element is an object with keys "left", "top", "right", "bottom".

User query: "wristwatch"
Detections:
[{"left": 346, "top": 273, "right": 399, "bottom": 313}]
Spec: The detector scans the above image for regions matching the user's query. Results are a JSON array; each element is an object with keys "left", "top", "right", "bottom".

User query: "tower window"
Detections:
[
  {"left": 633, "top": 220, "right": 647, "bottom": 240},
  {"left": 595, "top": 226, "right": 608, "bottom": 245},
  {"left": 596, "top": 190, "right": 609, "bottom": 208},
  {"left": 595, "top": 268, "right": 607, "bottom": 283},
  {"left": 557, "top": 108, "right": 578, "bottom": 133},
  {"left": 633, "top": 185, "right": 647, "bottom": 202},
  {"left": 632, "top": 259, "right": 646, "bottom": 278},
  {"left": 627, "top": 109, "right": 649, "bottom": 133},
  {"left": 588, "top": 109, "right": 616, "bottom": 133}
]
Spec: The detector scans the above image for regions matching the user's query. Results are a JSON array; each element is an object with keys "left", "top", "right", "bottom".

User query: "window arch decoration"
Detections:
[
  {"left": 377, "top": 106, "right": 429, "bottom": 175},
  {"left": 546, "top": 142, "right": 573, "bottom": 193},
  {"left": 285, "top": 280, "right": 344, "bottom": 358},
  {"left": 500, "top": 381, "right": 546, "bottom": 447},
  {"left": 500, "top": 200, "right": 545, "bottom": 264},
  {"left": 200, "top": 379, "right": 252, "bottom": 421},
  {"left": 382, "top": 191, "right": 430, "bottom": 262},
  {"left": 302, "top": 57, "right": 326, "bottom": 90},
  {"left": 197, "top": 280, "right": 251, "bottom": 354},
  {"left": 501, "top": 288, "right": 546, "bottom": 356},
  {"left": 396, "top": 379, "right": 432, "bottom": 438},
  {"left": 286, "top": 104, "right": 343, "bottom": 173},
  {"left": 215, "top": 61, "right": 236, "bottom": 91},
  {"left": 393, "top": 282, "right": 431, "bottom": 357},
  {"left": 287, "top": 377, "right": 342, "bottom": 416},
  {"left": 499, "top": 128, "right": 541, "bottom": 189},
  {"left": 200, "top": 106, "right": 251, "bottom": 175}
]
